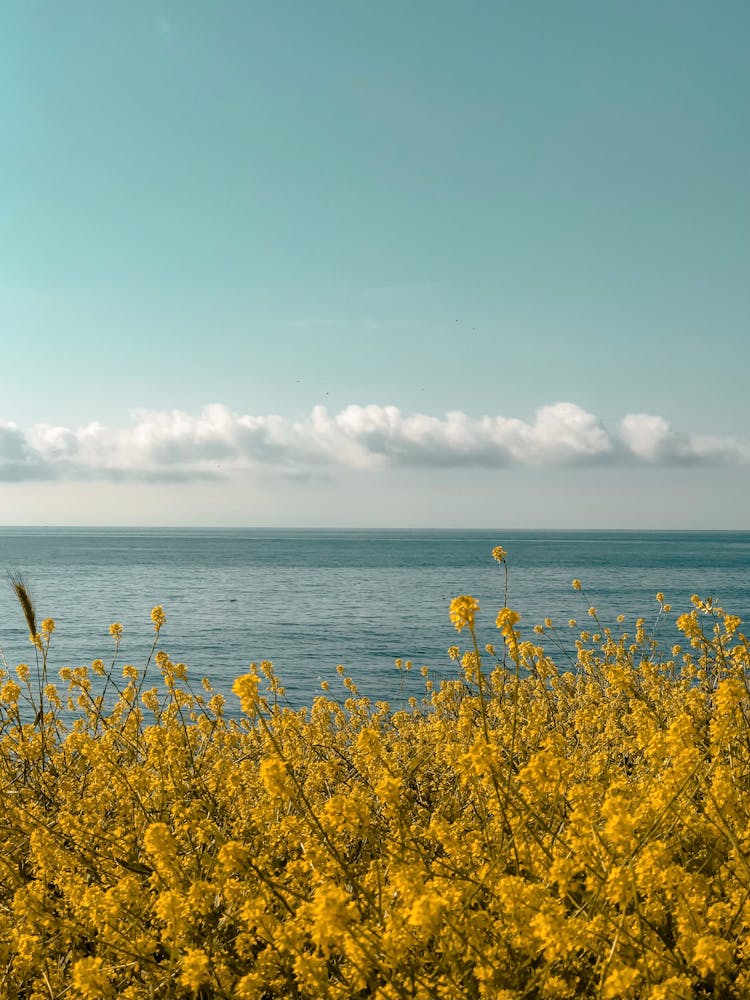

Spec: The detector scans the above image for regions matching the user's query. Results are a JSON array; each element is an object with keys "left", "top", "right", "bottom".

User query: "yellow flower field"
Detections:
[{"left": 1, "top": 553, "right": 749, "bottom": 998}]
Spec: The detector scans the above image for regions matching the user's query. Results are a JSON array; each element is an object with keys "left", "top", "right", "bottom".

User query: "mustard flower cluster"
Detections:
[{"left": 1, "top": 569, "right": 750, "bottom": 998}]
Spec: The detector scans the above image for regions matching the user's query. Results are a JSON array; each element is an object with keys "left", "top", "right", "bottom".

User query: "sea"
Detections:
[{"left": 0, "top": 528, "right": 749, "bottom": 714}]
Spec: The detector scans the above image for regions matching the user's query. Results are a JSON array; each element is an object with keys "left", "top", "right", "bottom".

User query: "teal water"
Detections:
[{"left": 0, "top": 529, "right": 748, "bottom": 710}]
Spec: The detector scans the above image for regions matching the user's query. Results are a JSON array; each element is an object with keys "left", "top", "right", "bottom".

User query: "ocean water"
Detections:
[{"left": 0, "top": 528, "right": 749, "bottom": 712}]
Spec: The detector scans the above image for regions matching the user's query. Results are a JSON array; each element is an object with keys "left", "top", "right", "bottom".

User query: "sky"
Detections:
[{"left": 2, "top": 1, "right": 749, "bottom": 527}]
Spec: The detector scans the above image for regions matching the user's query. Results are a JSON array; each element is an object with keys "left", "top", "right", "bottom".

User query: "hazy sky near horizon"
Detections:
[{"left": 2, "top": 1, "right": 749, "bottom": 527}]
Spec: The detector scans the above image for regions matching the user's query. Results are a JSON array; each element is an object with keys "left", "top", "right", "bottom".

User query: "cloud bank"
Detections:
[{"left": 1, "top": 403, "right": 747, "bottom": 482}]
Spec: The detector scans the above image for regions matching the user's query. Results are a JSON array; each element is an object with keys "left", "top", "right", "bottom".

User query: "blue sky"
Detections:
[{"left": 2, "top": 1, "right": 749, "bottom": 526}]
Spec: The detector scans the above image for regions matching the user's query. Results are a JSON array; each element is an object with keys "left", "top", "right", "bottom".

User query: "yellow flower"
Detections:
[
  {"left": 724, "top": 614, "right": 742, "bottom": 636},
  {"left": 461, "top": 650, "right": 481, "bottom": 681},
  {"left": 41, "top": 617, "right": 55, "bottom": 637},
  {"left": 260, "top": 756, "right": 291, "bottom": 797},
  {"left": 572, "top": 578, "right": 582, "bottom": 591},
  {"left": 143, "top": 822, "right": 175, "bottom": 859},
  {"left": 449, "top": 595, "right": 480, "bottom": 633},
  {"left": 232, "top": 672, "right": 260, "bottom": 714},
  {"left": 692, "top": 935, "right": 734, "bottom": 977},
  {"left": 375, "top": 774, "right": 402, "bottom": 805},
  {"left": 151, "top": 605, "right": 166, "bottom": 631},
  {"left": 676, "top": 612, "right": 702, "bottom": 638},
  {"left": 179, "top": 948, "right": 211, "bottom": 991},
  {"left": 491, "top": 545, "right": 507, "bottom": 563},
  {"left": 496, "top": 607, "right": 520, "bottom": 633},
  {"left": 601, "top": 964, "right": 639, "bottom": 999},
  {"left": 308, "top": 884, "right": 356, "bottom": 955},
  {"left": 154, "top": 889, "right": 187, "bottom": 927},
  {"left": 408, "top": 891, "right": 445, "bottom": 932},
  {"left": 71, "top": 956, "right": 112, "bottom": 999},
  {"left": 5, "top": 573, "right": 750, "bottom": 998},
  {"left": 109, "top": 621, "right": 123, "bottom": 641},
  {"left": 218, "top": 840, "right": 249, "bottom": 872},
  {"left": 0, "top": 680, "right": 21, "bottom": 703}
]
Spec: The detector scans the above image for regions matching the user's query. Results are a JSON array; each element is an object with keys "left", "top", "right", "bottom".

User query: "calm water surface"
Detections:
[{"left": 0, "top": 529, "right": 748, "bottom": 711}]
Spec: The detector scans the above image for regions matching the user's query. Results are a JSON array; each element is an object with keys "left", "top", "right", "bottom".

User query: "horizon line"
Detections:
[{"left": 0, "top": 525, "right": 748, "bottom": 533}]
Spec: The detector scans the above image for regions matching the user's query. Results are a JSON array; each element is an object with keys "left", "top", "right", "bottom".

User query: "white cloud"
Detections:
[
  {"left": 618, "top": 413, "right": 750, "bottom": 465},
  {"left": 1, "top": 403, "right": 747, "bottom": 483},
  {"left": 0, "top": 422, "right": 52, "bottom": 481}
]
